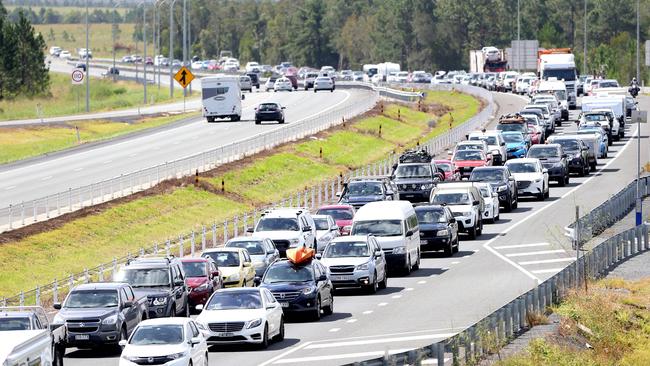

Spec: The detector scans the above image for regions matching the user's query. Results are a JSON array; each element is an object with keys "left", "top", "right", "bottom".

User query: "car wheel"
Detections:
[
  {"left": 314, "top": 89, "right": 317, "bottom": 93},
  {"left": 477, "top": 219, "right": 483, "bottom": 235},
  {"left": 537, "top": 190, "right": 545, "bottom": 201},
  {"left": 505, "top": 198, "right": 513, "bottom": 212},
  {"left": 495, "top": 210, "right": 500, "bottom": 221},
  {"left": 444, "top": 240, "right": 453, "bottom": 256},
  {"left": 255, "top": 120, "right": 261, "bottom": 125},
  {"left": 403, "top": 255, "right": 412, "bottom": 276},
  {"left": 468, "top": 224, "right": 477, "bottom": 240},
  {"left": 453, "top": 236, "right": 460, "bottom": 253},
  {"left": 53, "top": 344, "right": 65, "bottom": 366},
  {"left": 259, "top": 324, "right": 269, "bottom": 349},
  {"left": 412, "top": 250, "right": 421, "bottom": 270},
  {"left": 544, "top": 184, "right": 550, "bottom": 198},
  {"left": 184, "top": 300, "right": 190, "bottom": 317},
  {"left": 117, "top": 326, "right": 127, "bottom": 351},
  {"left": 279, "top": 118, "right": 285, "bottom": 124},
  {"left": 367, "top": 272, "right": 378, "bottom": 294},
  {"left": 312, "top": 298, "right": 321, "bottom": 321},
  {"left": 203, "top": 353, "right": 209, "bottom": 366},
  {"left": 169, "top": 304, "right": 175, "bottom": 317},
  {"left": 274, "top": 318, "right": 285, "bottom": 341},
  {"left": 590, "top": 161, "right": 597, "bottom": 171},
  {"left": 323, "top": 296, "right": 334, "bottom": 316},
  {"left": 378, "top": 272, "right": 387, "bottom": 289},
  {"left": 565, "top": 173, "right": 570, "bottom": 185},
  {"left": 512, "top": 196, "right": 518, "bottom": 209}
]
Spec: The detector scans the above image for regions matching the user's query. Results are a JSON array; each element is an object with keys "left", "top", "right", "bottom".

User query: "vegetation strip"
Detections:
[{"left": 0, "top": 91, "right": 481, "bottom": 298}]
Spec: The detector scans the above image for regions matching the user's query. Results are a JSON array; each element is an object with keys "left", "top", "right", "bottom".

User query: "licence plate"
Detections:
[
  {"left": 75, "top": 334, "right": 89, "bottom": 340},
  {"left": 332, "top": 275, "right": 353, "bottom": 281},
  {"left": 217, "top": 332, "right": 234, "bottom": 337},
  {"left": 280, "top": 302, "right": 289, "bottom": 308},
  {"left": 420, "top": 240, "right": 428, "bottom": 245},
  {"left": 518, "top": 190, "right": 525, "bottom": 194}
]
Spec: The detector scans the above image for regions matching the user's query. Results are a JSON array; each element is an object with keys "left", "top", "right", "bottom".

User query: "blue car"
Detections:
[{"left": 502, "top": 131, "right": 528, "bottom": 159}]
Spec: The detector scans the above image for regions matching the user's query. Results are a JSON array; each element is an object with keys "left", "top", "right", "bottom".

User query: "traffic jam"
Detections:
[{"left": 1, "top": 54, "right": 642, "bottom": 366}]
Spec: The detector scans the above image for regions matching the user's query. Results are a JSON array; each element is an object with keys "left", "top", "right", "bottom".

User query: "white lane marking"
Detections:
[
  {"left": 103, "top": 160, "right": 112, "bottom": 164},
  {"left": 417, "top": 280, "right": 427, "bottom": 284},
  {"left": 519, "top": 257, "right": 575, "bottom": 265},
  {"left": 304, "top": 332, "right": 457, "bottom": 349},
  {"left": 378, "top": 301, "right": 389, "bottom": 305},
  {"left": 329, "top": 328, "right": 340, "bottom": 333},
  {"left": 506, "top": 249, "right": 567, "bottom": 257},
  {"left": 73, "top": 167, "right": 83, "bottom": 172},
  {"left": 346, "top": 319, "right": 358, "bottom": 324},
  {"left": 494, "top": 242, "right": 550, "bottom": 250},
  {"left": 532, "top": 268, "right": 569, "bottom": 274},
  {"left": 451, "top": 261, "right": 460, "bottom": 264},
  {"left": 391, "top": 295, "right": 401, "bottom": 299},
  {"left": 4, "top": 186, "right": 15, "bottom": 190},
  {"left": 258, "top": 341, "right": 313, "bottom": 366},
  {"left": 405, "top": 287, "right": 414, "bottom": 291},
  {"left": 483, "top": 125, "right": 639, "bottom": 282},
  {"left": 41, "top": 175, "right": 52, "bottom": 181},
  {"left": 129, "top": 153, "right": 137, "bottom": 158},
  {"left": 474, "top": 249, "right": 480, "bottom": 252},
  {"left": 172, "top": 141, "right": 180, "bottom": 145},
  {"left": 273, "top": 349, "right": 414, "bottom": 364},
  {"left": 362, "top": 310, "right": 373, "bottom": 315}
]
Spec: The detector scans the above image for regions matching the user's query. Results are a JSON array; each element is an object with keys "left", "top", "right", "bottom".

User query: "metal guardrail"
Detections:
[
  {"left": 0, "top": 84, "right": 424, "bottom": 233},
  {"left": 0, "top": 83, "right": 495, "bottom": 308}
]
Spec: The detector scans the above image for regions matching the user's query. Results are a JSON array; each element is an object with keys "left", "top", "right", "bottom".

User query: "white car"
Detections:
[
  {"left": 314, "top": 77, "right": 334, "bottom": 92},
  {"left": 191, "top": 60, "right": 203, "bottom": 70},
  {"left": 195, "top": 288, "right": 284, "bottom": 348},
  {"left": 312, "top": 215, "right": 340, "bottom": 253},
  {"left": 264, "top": 77, "right": 277, "bottom": 91},
  {"left": 58, "top": 50, "right": 71, "bottom": 59},
  {"left": 504, "top": 158, "right": 549, "bottom": 201},
  {"left": 273, "top": 77, "right": 293, "bottom": 92},
  {"left": 476, "top": 182, "right": 500, "bottom": 223},
  {"left": 119, "top": 318, "right": 209, "bottom": 366},
  {"left": 245, "top": 61, "right": 260, "bottom": 73},
  {"left": 468, "top": 130, "right": 507, "bottom": 166},
  {"left": 252, "top": 208, "right": 318, "bottom": 254}
]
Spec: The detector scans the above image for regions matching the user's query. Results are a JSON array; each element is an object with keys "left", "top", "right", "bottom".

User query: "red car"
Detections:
[
  {"left": 316, "top": 204, "right": 356, "bottom": 235},
  {"left": 180, "top": 258, "right": 222, "bottom": 311},
  {"left": 434, "top": 159, "right": 461, "bottom": 181},
  {"left": 452, "top": 150, "right": 492, "bottom": 179}
]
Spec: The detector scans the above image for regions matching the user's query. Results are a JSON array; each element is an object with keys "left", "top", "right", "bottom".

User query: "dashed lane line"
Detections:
[
  {"left": 519, "top": 257, "right": 575, "bottom": 266},
  {"left": 303, "top": 332, "right": 457, "bottom": 349},
  {"left": 493, "top": 242, "right": 550, "bottom": 250},
  {"left": 505, "top": 249, "right": 567, "bottom": 257},
  {"left": 272, "top": 349, "right": 413, "bottom": 364}
]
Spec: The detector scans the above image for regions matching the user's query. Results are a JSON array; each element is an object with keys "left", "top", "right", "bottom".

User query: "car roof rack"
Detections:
[
  {"left": 398, "top": 148, "right": 433, "bottom": 163},
  {"left": 126, "top": 255, "right": 174, "bottom": 265}
]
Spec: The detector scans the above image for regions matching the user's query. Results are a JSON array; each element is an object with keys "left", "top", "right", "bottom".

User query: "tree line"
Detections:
[
  {"left": 6, "top": 6, "right": 138, "bottom": 24},
  {"left": 148, "top": 0, "right": 648, "bottom": 83},
  {"left": 0, "top": 3, "right": 50, "bottom": 100}
]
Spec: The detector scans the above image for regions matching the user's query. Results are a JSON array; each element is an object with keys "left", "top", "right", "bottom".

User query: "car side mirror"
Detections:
[
  {"left": 317, "top": 274, "right": 327, "bottom": 282},
  {"left": 122, "top": 301, "right": 133, "bottom": 309},
  {"left": 174, "top": 280, "right": 185, "bottom": 286},
  {"left": 542, "top": 168, "right": 548, "bottom": 174},
  {"left": 335, "top": 191, "right": 342, "bottom": 197},
  {"left": 211, "top": 271, "right": 219, "bottom": 278},
  {"left": 190, "top": 336, "right": 202, "bottom": 346},
  {"left": 374, "top": 249, "right": 382, "bottom": 256},
  {"left": 562, "top": 153, "right": 568, "bottom": 158},
  {"left": 195, "top": 304, "right": 204, "bottom": 311},
  {"left": 244, "top": 262, "right": 252, "bottom": 267},
  {"left": 508, "top": 176, "right": 515, "bottom": 181},
  {"left": 118, "top": 340, "right": 128, "bottom": 347},
  {"left": 53, "top": 303, "right": 62, "bottom": 310},
  {"left": 281, "top": 106, "right": 286, "bottom": 109},
  {"left": 405, "top": 229, "right": 414, "bottom": 237},
  {"left": 241, "top": 94, "right": 245, "bottom": 100},
  {"left": 246, "top": 228, "right": 254, "bottom": 233},
  {"left": 332, "top": 226, "right": 339, "bottom": 231},
  {"left": 302, "top": 226, "right": 312, "bottom": 232},
  {"left": 473, "top": 200, "right": 480, "bottom": 205},
  {"left": 315, "top": 253, "right": 322, "bottom": 259},
  {"left": 501, "top": 142, "right": 505, "bottom": 146}
]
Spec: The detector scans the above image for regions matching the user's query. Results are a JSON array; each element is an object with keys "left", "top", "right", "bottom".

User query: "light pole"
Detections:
[
  {"left": 169, "top": 0, "right": 178, "bottom": 98},
  {"left": 636, "top": 0, "right": 641, "bottom": 226},
  {"left": 85, "top": 0, "right": 90, "bottom": 112},
  {"left": 143, "top": 1, "right": 148, "bottom": 104},
  {"left": 182, "top": 0, "right": 187, "bottom": 98},
  {"left": 154, "top": 0, "right": 168, "bottom": 90},
  {"left": 517, "top": 0, "right": 520, "bottom": 71},
  {"left": 583, "top": 0, "right": 587, "bottom": 74},
  {"left": 111, "top": 1, "right": 120, "bottom": 82}
]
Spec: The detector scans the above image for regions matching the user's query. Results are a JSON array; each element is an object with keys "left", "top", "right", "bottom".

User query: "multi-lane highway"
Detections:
[{"left": 58, "top": 92, "right": 648, "bottom": 366}]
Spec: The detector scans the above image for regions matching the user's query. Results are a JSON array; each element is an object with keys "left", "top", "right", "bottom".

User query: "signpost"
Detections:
[
  {"left": 71, "top": 69, "right": 85, "bottom": 113},
  {"left": 174, "top": 66, "right": 194, "bottom": 112},
  {"left": 633, "top": 110, "right": 647, "bottom": 225},
  {"left": 646, "top": 40, "right": 650, "bottom": 67}
]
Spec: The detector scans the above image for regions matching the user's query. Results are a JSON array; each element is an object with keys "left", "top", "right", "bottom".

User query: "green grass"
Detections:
[
  {"left": 0, "top": 112, "right": 200, "bottom": 164},
  {"left": 35, "top": 23, "right": 152, "bottom": 59},
  {"left": 295, "top": 131, "right": 395, "bottom": 168},
  {"left": 421, "top": 91, "right": 481, "bottom": 141},
  {"left": 383, "top": 104, "right": 432, "bottom": 126},
  {"left": 210, "top": 153, "right": 339, "bottom": 203},
  {"left": 0, "top": 72, "right": 184, "bottom": 121},
  {"left": 7, "top": 5, "right": 130, "bottom": 16},
  {"left": 0, "top": 186, "right": 250, "bottom": 297},
  {"left": 354, "top": 115, "right": 424, "bottom": 144},
  {"left": 495, "top": 277, "right": 650, "bottom": 366}
]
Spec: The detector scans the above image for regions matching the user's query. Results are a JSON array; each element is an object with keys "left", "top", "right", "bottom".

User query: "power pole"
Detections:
[
  {"left": 583, "top": 0, "right": 587, "bottom": 74},
  {"left": 169, "top": 0, "right": 177, "bottom": 98},
  {"left": 517, "top": 0, "right": 520, "bottom": 72},
  {"left": 636, "top": 0, "right": 642, "bottom": 226},
  {"left": 85, "top": 0, "right": 90, "bottom": 112},
  {"left": 182, "top": 0, "right": 187, "bottom": 98},
  {"left": 143, "top": 3, "right": 148, "bottom": 104}
]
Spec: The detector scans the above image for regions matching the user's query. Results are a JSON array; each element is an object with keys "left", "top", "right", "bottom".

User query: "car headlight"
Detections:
[
  {"left": 123, "top": 355, "right": 140, "bottom": 362},
  {"left": 437, "top": 229, "right": 449, "bottom": 237},
  {"left": 228, "top": 273, "right": 240, "bottom": 281},
  {"left": 195, "top": 282, "right": 211, "bottom": 291},
  {"left": 289, "top": 238, "right": 300, "bottom": 246},
  {"left": 356, "top": 262, "right": 370, "bottom": 270},
  {"left": 463, "top": 211, "right": 473, "bottom": 217},
  {"left": 497, "top": 185, "right": 508, "bottom": 192},
  {"left": 302, "top": 287, "right": 316, "bottom": 295},
  {"left": 421, "top": 183, "right": 433, "bottom": 190},
  {"left": 152, "top": 297, "right": 168, "bottom": 306},
  {"left": 167, "top": 351, "right": 188, "bottom": 360},
  {"left": 246, "top": 318, "right": 263, "bottom": 329},
  {"left": 392, "top": 246, "right": 407, "bottom": 254},
  {"left": 102, "top": 315, "right": 118, "bottom": 325},
  {"left": 52, "top": 313, "right": 65, "bottom": 325}
]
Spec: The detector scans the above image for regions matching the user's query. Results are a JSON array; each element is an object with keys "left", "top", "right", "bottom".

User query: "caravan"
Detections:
[
  {"left": 201, "top": 75, "right": 244, "bottom": 122},
  {"left": 581, "top": 94, "right": 626, "bottom": 139}
]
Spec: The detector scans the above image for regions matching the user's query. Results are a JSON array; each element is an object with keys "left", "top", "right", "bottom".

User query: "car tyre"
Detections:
[
  {"left": 259, "top": 324, "right": 269, "bottom": 349},
  {"left": 468, "top": 224, "right": 477, "bottom": 240},
  {"left": 412, "top": 250, "right": 421, "bottom": 270},
  {"left": 117, "top": 326, "right": 127, "bottom": 352},
  {"left": 312, "top": 298, "right": 321, "bottom": 321},
  {"left": 184, "top": 300, "right": 190, "bottom": 317},
  {"left": 403, "top": 255, "right": 412, "bottom": 275},
  {"left": 512, "top": 196, "right": 518, "bottom": 209},
  {"left": 279, "top": 118, "right": 285, "bottom": 124},
  {"left": 378, "top": 272, "right": 387, "bottom": 290},
  {"left": 323, "top": 296, "right": 334, "bottom": 316},
  {"left": 274, "top": 318, "right": 285, "bottom": 342},
  {"left": 255, "top": 120, "right": 261, "bottom": 125},
  {"left": 367, "top": 272, "right": 378, "bottom": 294},
  {"left": 590, "top": 161, "right": 597, "bottom": 171},
  {"left": 453, "top": 236, "right": 460, "bottom": 253},
  {"left": 203, "top": 353, "right": 209, "bottom": 366},
  {"left": 565, "top": 173, "right": 570, "bottom": 185},
  {"left": 477, "top": 219, "right": 483, "bottom": 235},
  {"left": 505, "top": 198, "right": 513, "bottom": 212},
  {"left": 444, "top": 240, "right": 453, "bottom": 256}
]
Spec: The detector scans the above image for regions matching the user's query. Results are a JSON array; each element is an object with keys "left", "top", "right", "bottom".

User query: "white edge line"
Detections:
[
  {"left": 483, "top": 123, "right": 639, "bottom": 283},
  {"left": 505, "top": 249, "right": 566, "bottom": 257},
  {"left": 493, "top": 242, "right": 550, "bottom": 249},
  {"left": 258, "top": 341, "right": 314, "bottom": 366}
]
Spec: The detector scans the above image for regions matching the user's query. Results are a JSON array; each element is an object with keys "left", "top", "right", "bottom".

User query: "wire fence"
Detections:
[{"left": 0, "top": 83, "right": 495, "bottom": 309}]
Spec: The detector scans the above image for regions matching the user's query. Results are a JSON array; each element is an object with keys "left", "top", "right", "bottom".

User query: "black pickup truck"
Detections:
[{"left": 391, "top": 149, "right": 444, "bottom": 203}]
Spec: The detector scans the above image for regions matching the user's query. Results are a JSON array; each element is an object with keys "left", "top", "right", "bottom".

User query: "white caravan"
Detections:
[{"left": 201, "top": 75, "right": 244, "bottom": 122}]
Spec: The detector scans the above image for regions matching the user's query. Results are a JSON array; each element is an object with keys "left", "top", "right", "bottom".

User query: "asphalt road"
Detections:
[
  {"left": 0, "top": 76, "right": 374, "bottom": 207},
  {"left": 55, "top": 92, "right": 650, "bottom": 366}
]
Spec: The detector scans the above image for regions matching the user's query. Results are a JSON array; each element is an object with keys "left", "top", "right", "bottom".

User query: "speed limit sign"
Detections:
[{"left": 71, "top": 69, "right": 85, "bottom": 85}]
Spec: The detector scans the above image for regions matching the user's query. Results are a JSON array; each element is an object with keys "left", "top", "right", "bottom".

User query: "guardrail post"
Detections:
[
  {"left": 505, "top": 304, "right": 513, "bottom": 338},
  {"left": 191, "top": 231, "right": 196, "bottom": 257},
  {"left": 98, "top": 265, "right": 104, "bottom": 282},
  {"left": 35, "top": 286, "right": 41, "bottom": 306},
  {"left": 179, "top": 235, "right": 185, "bottom": 257},
  {"left": 153, "top": 242, "right": 159, "bottom": 255},
  {"left": 68, "top": 274, "right": 74, "bottom": 293},
  {"left": 212, "top": 223, "right": 217, "bottom": 247},
  {"left": 311, "top": 188, "right": 315, "bottom": 209},
  {"left": 139, "top": 247, "right": 145, "bottom": 257},
  {"left": 53, "top": 279, "right": 59, "bottom": 304},
  {"left": 202, "top": 226, "right": 206, "bottom": 253},
  {"left": 243, "top": 214, "right": 249, "bottom": 234},
  {"left": 19, "top": 291, "right": 24, "bottom": 307},
  {"left": 223, "top": 220, "right": 229, "bottom": 244},
  {"left": 1, "top": 298, "right": 5, "bottom": 307},
  {"left": 532, "top": 286, "right": 539, "bottom": 313},
  {"left": 436, "top": 341, "right": 445, "bottom": 366},
  {"left": 165, "top": 240, "right": 170, "bottom": 257},
  {"left": 113, "top": 257, "right": 118, "bottom": 274},
  {"left": 84, "top": 269, "right": 90, "bottom": 283},
  {"left": 234, "top": 216, "right": 239, "bottom": 237},
  {"left": 644, "top": 224, "right": 649, "bottom": 250}
]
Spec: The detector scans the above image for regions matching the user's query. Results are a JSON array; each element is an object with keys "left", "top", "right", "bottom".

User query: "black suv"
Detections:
[
  {"left": 527, "top": 144, "right": 570, "bottom": 186},
  {"left": 53, "top": 282, "right": 148, "bottom": 349},
  {"left": 469, "top": 167, "right": 518, "bottom": 212},
  {"left": 549, "top": 137, "right": 590, "bottom": 176},
  {"left": 415, "top": 204, "right": 459, "bottom": 256},
  {"left": 113, "top": 257, "right": 190, "bottom": 318},
  {"left": 391, "top": 150, "right": 443, "bottom": 203},
  {"left": 246, "top": 72, "right": 260, "bottom": 89},
  {"left": 338, "top": 176, "right": 399, "bottom": 210},
  {"left": 259, "top": 258, "right": 334, "bottom": 321}
]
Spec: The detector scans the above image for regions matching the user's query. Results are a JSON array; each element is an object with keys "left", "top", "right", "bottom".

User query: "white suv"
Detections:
[
  {"left": 252, "top": 208, "right": 317, "bottom": 256},
  {"left": 468, "top": 130, "right": 507, "bottom": 166}
]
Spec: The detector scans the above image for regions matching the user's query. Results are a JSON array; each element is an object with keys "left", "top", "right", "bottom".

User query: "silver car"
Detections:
[
  {"left": 319, "top": 235, "right": 387, "bottom": 293},
  {"left": 312, "top": 215, "right": 340, "bottom": 253},
  {"left": 224, "top": 237, "right": 280, "bottom": 277},
  {"left": 314, "top": 76, "right": 335, "bottom": 92}
]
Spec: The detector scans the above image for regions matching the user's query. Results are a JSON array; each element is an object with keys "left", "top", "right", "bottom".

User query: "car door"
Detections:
[
  {"left": 171, "top": 266, "right": 184, "bottom": 314},
  {"left": 371, "top": 238, "right": 386, "bottom": 280},
  {"left": 242, "top": 250, "right": 255, "bottom": 284},
  {"left": 121, "top": 287, "right": 138, "bottom": 333},
  {"left": 263, "top": 289, "right": 281, "bottom": 334},
  {"left": 266, "top": 239, "right": 279, "bottom": 264},
  {"left": 186, "top": 322, "right": 203, "bottom": 364}
]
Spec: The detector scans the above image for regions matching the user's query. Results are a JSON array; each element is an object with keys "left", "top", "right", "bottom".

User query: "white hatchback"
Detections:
[
  {"left": 505, "top": 158, "right": 549, "bottom": 201},
  {"left": 119, "top": 318, "right": 208, "bottom": 366},
  {"left": 195, "top": 288, "right": 284, "bottom": 348}
]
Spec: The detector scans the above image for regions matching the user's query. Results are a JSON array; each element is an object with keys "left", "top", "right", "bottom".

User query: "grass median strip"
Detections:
[
  {"left": 0, "top": 91, "right": 482, "bottom": 298},
  {"left": 0, "top": 112, "right": 200, "bottom": 164}
]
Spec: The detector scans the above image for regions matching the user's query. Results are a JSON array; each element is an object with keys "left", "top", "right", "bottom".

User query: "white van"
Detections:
[
  {"left": 536, "top": 78, "right": 569, "bottom": 121},
  {"left": 350, "top": 201, "right": 421, "bottom": 275},
  {"left": 200, "top": 75, "right": 244, "bottom": 122}
]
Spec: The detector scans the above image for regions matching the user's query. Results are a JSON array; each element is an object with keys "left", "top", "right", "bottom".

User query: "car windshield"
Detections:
[
  {"left": 203, "top": 252, "right": 240, "bottom": 267},
  {"left": 479, "top": 187, "right": 491, "bottom": 198},
  {"left": 543, "top": 69, "right": 576, "bottom": 81},
  {"left": 227, "top": 240, "right": 265, "bottom": 255},
  {"left": 415, "top": 209, "right": 447, "bottom": 224},
  {"left": 323, "top": 242, "right": 369, "bottom": 258},
  {"left": 258, "top": 104, "right": 278, "bottom": 111},
  {"left": 263, "top": 264, "right": 313, "bottom": 283},
  {"left": 205, "top": 292, "right": 262, "bottom": 310},
  {"left": 456, "top": 143, "right": 483, "bottom": 151},
  {"left": 130, "top": 325, "right": 184, "bottom": 345},
  {"left": 507, "top": 163, "right": 538, "bottom": 173},
  {"left": 470, "top": 136, "right": 497, "bottom": 145},
  {"left": 316, "top": 208, "right": 353, "bottom": 220},
  {"left": 454, "top": 150, "right": 483, "bottom": 161},
  {"left": 0, "top": 317, "right": 31, "bottom": 331},
  {"left": 432, "top": 192, "right": 471, "bottom": 205},
  {"left": 471, "top": 169, "right": 504, "bottom": 182},
  {"left": 598, "top": 81, "right": 619, "bottom": 88},
  {"left": 256, "top": 217, "right": 299, "bottom": 231},
  {"left": 351, "top": 220, "right": 403, "bottom": 237},
  {"left": 114, "top": 268, "right": 170, "bottom": 287},
  {"left": 555, "top": 139, "right": 580, "bottom": 151},
  {"left": 65, "top": 290, "right": 118, "bottom": 308},
  {"left": 437, "top": 163, "right": 452, "bottom": 172},
  {"left": 553, "top": 90, "right": 567, "bottom": 100},
  {"left": 181, "top": 262, "right": 207, "bottom": 278},
  {"left": 395, "top": 164, "right": 431, "bottom": 178},
  {"left": 497, "top": 124, "right": 525, "bottom": 133},
  {"left": 528, "top": 147, "right": 560, "bottom": 158},
  {"left": 346, "top": 182, "right": 383, "bottom": 196},
  {"left": 503, "top": 133, "right": 524, "bottom": 143},
  {"left": 584, "top": 114, "right": 607, "bottom": 122}
]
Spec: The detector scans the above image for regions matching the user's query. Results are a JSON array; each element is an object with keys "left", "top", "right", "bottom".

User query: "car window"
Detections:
[
  {"left": 243, "top": 251, "right": 252, "bottom": 263},
  {"left": 172, "top": 266, "right": 182, "bottom": 283},
  {"left": 264, "top": 289, "right": 276, "bottom": 304},
  {"left": 265, "top": 239, "right": 275, "bottom": 252},
  {"left": 185, "top": 324, "right": 193, "bottom": 340},
  {"left": 120, "top": 288, "right": 129, "bottom": 304},
  {"left": 189, "top": 321, "right": 200, "bottom": 337}
]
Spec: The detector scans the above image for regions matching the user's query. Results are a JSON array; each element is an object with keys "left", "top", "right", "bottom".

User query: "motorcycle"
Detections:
[{"left": 629, "top": 85, "right": 640, "bottom": 98}]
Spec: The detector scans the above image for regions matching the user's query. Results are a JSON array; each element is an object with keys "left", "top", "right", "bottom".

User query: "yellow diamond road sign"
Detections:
[{"left": 174, "top": 66, "right": 194, "bottom": 89}]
